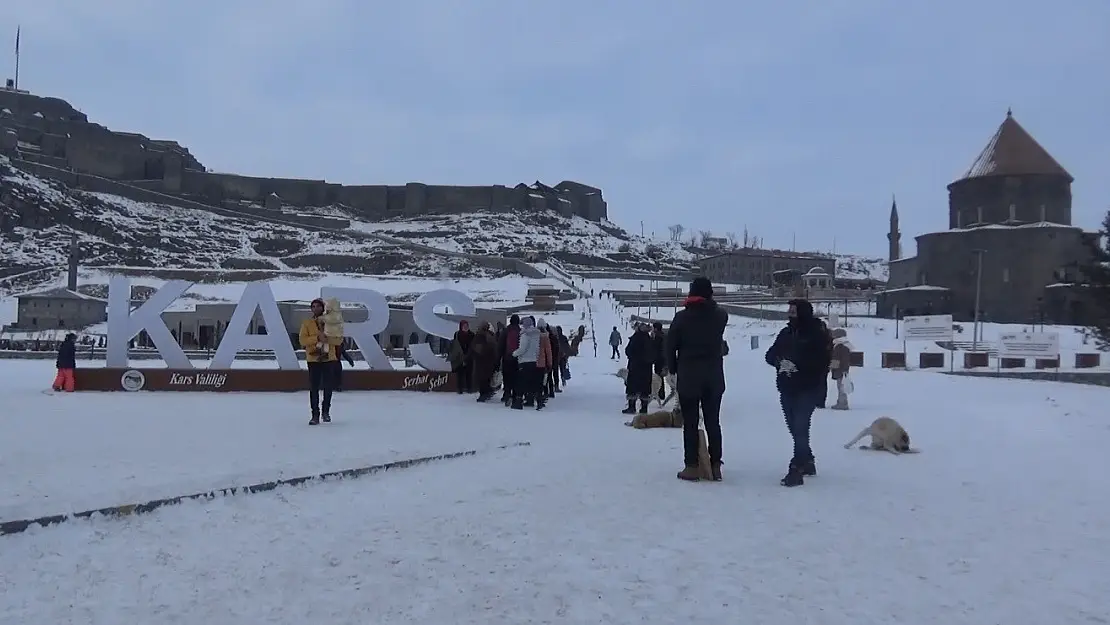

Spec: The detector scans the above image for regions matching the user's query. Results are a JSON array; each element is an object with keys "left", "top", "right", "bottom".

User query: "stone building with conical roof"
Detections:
[{"left": 879, "top": 111, "right": 1099, "bottom": 325}]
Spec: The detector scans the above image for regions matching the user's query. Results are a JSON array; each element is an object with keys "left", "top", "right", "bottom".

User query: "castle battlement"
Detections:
[{"left": 0, "top": 88, "right": 607, "bottom": 222}]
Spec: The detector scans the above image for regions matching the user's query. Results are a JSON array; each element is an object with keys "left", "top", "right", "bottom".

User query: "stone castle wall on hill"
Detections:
[{"left": 0, "top": 89, "right": 607, "bottom": 222}]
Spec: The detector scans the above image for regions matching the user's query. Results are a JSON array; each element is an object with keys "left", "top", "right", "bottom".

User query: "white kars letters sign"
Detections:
[{"left": 105, "top": 277, "right": 475, "bottom": 372}]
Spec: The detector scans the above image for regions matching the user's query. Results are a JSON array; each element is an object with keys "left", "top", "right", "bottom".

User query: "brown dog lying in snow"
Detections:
[
  {"left": 624, "top": 404, "right": 682, "bottom": 429},
  {"left": 625, "top": 404, "right": 714, "bottom": 480}
]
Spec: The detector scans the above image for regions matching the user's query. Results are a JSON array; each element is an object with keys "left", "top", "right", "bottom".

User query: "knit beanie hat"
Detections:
[{"left": 689, "top": 277, "right": 714, "bottom": 299}]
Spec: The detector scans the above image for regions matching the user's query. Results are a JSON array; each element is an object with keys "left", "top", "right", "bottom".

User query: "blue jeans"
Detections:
[{"left": 780, "top": 389, "right": 820, "bottom": 463}]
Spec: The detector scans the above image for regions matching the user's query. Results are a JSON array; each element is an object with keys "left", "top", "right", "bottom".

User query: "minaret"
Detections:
[
  {"left": 66, "top": 232, "right": 79, "bottom": 291},
  {"left": 887, "top": 195, "right": 901, "bottom": 262}
]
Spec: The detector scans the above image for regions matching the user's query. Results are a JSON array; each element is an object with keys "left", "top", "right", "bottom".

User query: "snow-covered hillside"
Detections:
[
  {"left": 835, "top": 254, "right": 888, "bottom": 282},
  {"left": 1, "top": 155, "right": 885, "bottom": 286},
  {"left": 351, "top": 212, "right": 695, "bottom": 272},
  {"left": 0, "top": 158, "right": 500, "bottom": 279}
]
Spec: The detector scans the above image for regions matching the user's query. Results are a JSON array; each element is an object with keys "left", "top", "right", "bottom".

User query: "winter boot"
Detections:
[
  {"left": 638, "top": 399, "right": 649, "bottom": 414},
  {"left": 510, "top": 398, "right": 524, "bottom": 410},
  {"left": 780, "top": 461, "right": 805, "bottom": 487},
  {"left": 309, "top": 412, "right": 320, "bottom": 426},
  {"left": 322, "top": 412, "right": 331, "bottom": 423},
  {"left": 536, "top": 398, "right": 546, "bottom": 410},
  {"left": 801, "top": 458, "right": 817, "bottom": 477},
  {"left": 621, "top": 399, "right": 637, "bottom": 415},
  {"left": 677, "top": 465, "right": 701, "bottom": 481},
  {"left": 477, "top": 392, "right": 491, "bottom": 403},
  {"left": 711, "top": 461, "right": 723, "bottom": 482}
]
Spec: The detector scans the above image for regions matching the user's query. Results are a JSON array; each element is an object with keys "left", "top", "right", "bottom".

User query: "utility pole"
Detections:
[
  {"left": 13, "top": 26, "right": 20, "bottom": 91},
  {"left": 972, "top": 249, "right": 986, "bottom": 351}
]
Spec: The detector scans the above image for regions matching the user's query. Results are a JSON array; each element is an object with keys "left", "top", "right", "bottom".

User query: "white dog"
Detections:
[
  {"left": 843, "top": 417, "right": 919, "bottom": 455},
  {"left": 614, "top": 367, "right": 665, "bottom": 402}
]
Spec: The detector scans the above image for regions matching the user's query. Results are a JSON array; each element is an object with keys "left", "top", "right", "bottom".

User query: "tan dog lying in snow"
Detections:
[
  {"left": 625, "top": 404, "right": 682, "bottom": 429},
  {"left": 624, "top": 402, "right": 714, "bottom": 481},
  {"left": 843, "top": 417, "right": 919, "bottom": 454}
]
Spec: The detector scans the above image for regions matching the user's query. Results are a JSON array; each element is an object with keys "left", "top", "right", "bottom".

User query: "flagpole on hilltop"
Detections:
[{"left": 13, "top": 26, "right": 20, "bottom": 90}]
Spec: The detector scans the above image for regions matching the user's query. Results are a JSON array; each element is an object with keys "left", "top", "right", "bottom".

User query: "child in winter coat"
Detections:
[
  {"left": 315, "top": 298, "right": 344, "bottom": 359},
  {"left": 830, "top": 327, "right": 853, "bottom": 410},
  {"left": 53, "top": 333, "right": 77, "bottom": 392}
]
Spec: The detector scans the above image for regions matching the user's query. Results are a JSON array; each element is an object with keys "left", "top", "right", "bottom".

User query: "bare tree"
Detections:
[
  {"left": 725, "top": 232, "right": 739, "bottom": 249},
  {"left": 698, "top": 230, "right": 713, "bottom": 247},
  {"left": 668, "top": 224, "right": 685, "bottom": 242},
  {"left": 742, "top": 226, "right": 750, "bottom": 247}
]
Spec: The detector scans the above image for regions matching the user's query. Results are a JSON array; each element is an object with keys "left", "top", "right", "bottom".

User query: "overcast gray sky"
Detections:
[{"left": 7, "top": 0, "right": 1109, "bottom": 256}]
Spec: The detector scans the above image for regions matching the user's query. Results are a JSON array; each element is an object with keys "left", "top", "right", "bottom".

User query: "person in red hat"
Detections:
[{"left": 298, "top": 298, "right": 341, "bottom": 424}]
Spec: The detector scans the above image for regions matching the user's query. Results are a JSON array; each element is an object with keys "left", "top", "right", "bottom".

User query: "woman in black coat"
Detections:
[{"left": 622, "top": 323, "right": 656, "bottom": 415}]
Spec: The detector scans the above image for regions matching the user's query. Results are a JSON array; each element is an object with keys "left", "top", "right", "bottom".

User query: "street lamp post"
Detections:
[{"left": 971, "top": 249, "right": 986, "bottom": 351}]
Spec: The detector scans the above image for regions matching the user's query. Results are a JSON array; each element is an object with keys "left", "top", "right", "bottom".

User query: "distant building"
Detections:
[
  {"left": 879, "top": 110, "right": 1099, "bottom": 324},
  {"left": 697, "top": 249, "right": 836, "bottom": 287},
  {"left": 8, "top": 288, "right": 107, "bottom": 331}
]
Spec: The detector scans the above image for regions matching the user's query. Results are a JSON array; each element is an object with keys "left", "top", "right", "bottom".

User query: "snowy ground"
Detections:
[{"left": 2, "top": 293, "right": 1107, "bottom": 623}]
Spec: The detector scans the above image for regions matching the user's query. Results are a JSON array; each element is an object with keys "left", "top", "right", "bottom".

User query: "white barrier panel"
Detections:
[
  {"left": 998, "top": 332, "right": 1060, "bottom": 359},
  {"left": 902, "top": 315, "right": 954, "bottom": 341}
]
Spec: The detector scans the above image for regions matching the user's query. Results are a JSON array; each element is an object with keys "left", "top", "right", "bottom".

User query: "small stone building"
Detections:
[
  {"left": 801, "top": 266, "right": 833, "bottom": 294},
  {"left": 8, "top": 288, "right": 107, "bottom": 331},
  {"left": 878, "top": 111, "right": 1099, "bottom": 324},
  {"left": 698, "top": 249, "right": 836, "bottom": 287}
]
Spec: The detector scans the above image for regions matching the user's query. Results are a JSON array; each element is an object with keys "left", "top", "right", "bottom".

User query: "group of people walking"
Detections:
[{"left": 447, "top": 315, "right": 582, "bottom": 410}]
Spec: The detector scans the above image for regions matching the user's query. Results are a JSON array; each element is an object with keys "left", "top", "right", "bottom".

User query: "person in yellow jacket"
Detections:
[{"left": 299, "top": 298, "right": 343, "bottom": 425}]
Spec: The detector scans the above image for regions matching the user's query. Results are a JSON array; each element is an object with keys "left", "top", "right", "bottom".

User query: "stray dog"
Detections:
[
  {"left": 614, "top": 367, "right": 665, "bottom": 403},
  {"left": 843, "top": 417, "right": 919, "bottom": 454},
  {"left": 695, "top": 429, "right": 713, "bottom": 480},
  {"left": 624, "top": 403, "right": 714, "bottom": 481},
  {"left": 625, "top": 404, "right": 682, "bottom": 429}
]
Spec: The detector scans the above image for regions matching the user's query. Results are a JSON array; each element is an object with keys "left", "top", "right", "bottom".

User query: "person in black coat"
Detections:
[
  {"left": 666, "top": 277, "right": 729, "bottom": 482},
  {"left": 497, "top": 315, "right": 522, "bottom": 406},
  {"left": 764, "top": 298, "right": 832, "bottom": 487},
  {"left": 621, "top": 323, "right": 656, "bottom": 415},
  {"left": 53, "top": 333, "right": 78, "bottom": 392},
  {"left": 650, "top": 321, "right": 667, "bottom": 401},
  {"left": 546, "top": 325, "right": 561, "bottom": 397}
]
